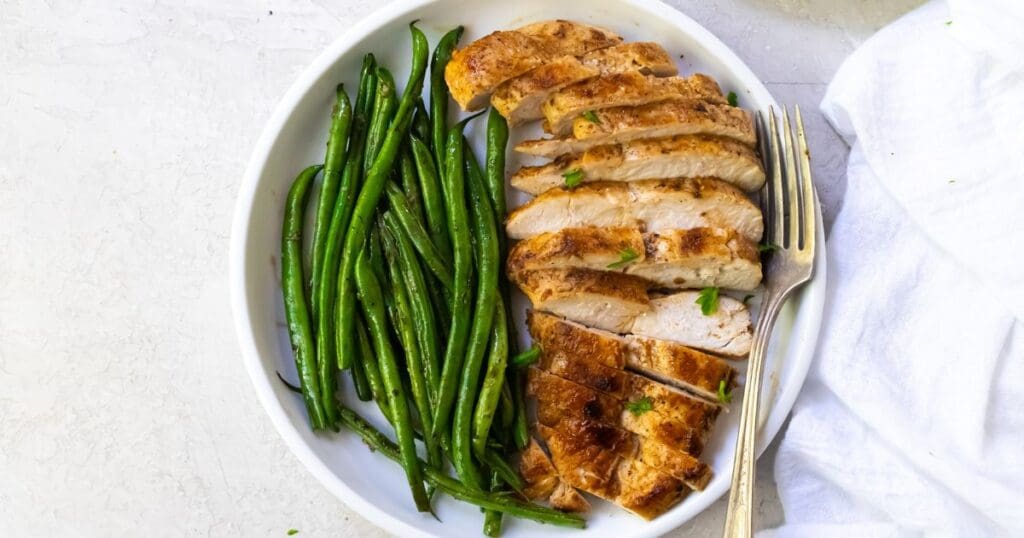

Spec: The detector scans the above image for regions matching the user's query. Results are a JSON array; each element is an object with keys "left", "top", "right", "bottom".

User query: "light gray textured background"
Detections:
[{"left": 0, "top": 1, "right": 921, "bottom": 536}]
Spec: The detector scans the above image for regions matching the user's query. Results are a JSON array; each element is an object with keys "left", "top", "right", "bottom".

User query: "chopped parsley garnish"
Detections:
[
  {"left": 287, "top": 530, "right": 299, "bottom": 536},
  {"left": 758, "top": 242, "right": 780, "bottom": 253},
  {"left": 695, "top": 287, "right": 720, "bottom": 316},
  {"left": 511, "top": 344, "right": 542, "bottom": 368},
  {"left": 563, "top": 168, "right": 584, "bottom": 188},
  {"left": 717, "top": 380, "right": 732, "bottom": 404},
  {"left": 606, "top": 247, "right": 639, "bottom": 269},
  {"left": 945, "top": 20, "right": 952, "bottom": 26},
  {"left": 626, "top": 397, "right": 653, "bottom": 416},
  {"left": 582, "top": 110, "right": 601, "bottom": 124},
  {"left": 727, "top": 91, "right": 738, "bottom": 107},
  {"left": 742, "top": 294, "right": 755, "bottom": 305}
]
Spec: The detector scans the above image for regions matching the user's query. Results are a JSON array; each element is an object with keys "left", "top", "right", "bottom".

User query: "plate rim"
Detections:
[{"left": 229, "top": 0, "right": 828, "bottom": 536}]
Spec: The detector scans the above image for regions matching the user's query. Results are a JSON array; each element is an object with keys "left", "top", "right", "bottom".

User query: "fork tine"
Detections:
[
  {"left": 756, "top": 112, "right": 772, "bottom": 239},
  {"left": 781, "top": 108, "right": 800, "bottom": 249},
  {"left": 767, "top": 108, "right": 784, "bottom": 247},
  {"left": 794, "top": 106, "right": 815, "bottom": 252}
]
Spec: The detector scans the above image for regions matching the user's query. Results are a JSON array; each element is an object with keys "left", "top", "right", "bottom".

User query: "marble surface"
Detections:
[{"left": 0, "top": 1, "right": 921, "bottom": 536}]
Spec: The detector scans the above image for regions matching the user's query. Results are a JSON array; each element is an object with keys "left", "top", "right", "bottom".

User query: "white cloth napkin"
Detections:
[{"left": 765, "top": 1, "right": 1024, "bottom": 536}]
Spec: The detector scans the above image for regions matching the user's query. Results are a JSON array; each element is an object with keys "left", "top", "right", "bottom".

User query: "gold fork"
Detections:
[{"left": 722, "top": 106, "right": 817, "bottom": 537}]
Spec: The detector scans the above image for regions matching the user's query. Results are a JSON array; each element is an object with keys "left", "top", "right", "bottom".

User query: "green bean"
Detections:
[
  {"left": 315, "top": 57, "right": 377, "bottom": 425},
  {"left": 482, "top": 448, "right": 524, "bottom": 493},
  {"left": 451, "top": 145, "right": 501, "bottom": 489},
  {"left": 399, "top": 147, "right": 425, "bottom": 222},
  {"left": 336, "top": 23, "right": 429, "bottom": 371},
  {"left": 511, "top": 368, "right": 529, "bottom": 450},
  {"left": 498, "top": 378, "right": 515, "bottom": 430},
  {"left": 281, "top": 164, "right": 327, "bottom": 431},
  {"left": 483, "top": 470, "right": 503, "bottom": 537},
  {"left": 386, "top": 211, "right": 442, "bottom": 402},
  {"left": 384, "top": 182, "right": 453, "bottom": 288},
  {"left": 484, "top": 108, "right": 509, "bottom": 227},
  {"left": 380, "top": 215, "right": 442, "bottom": 473},
  {"left": 351, "top": 344, "right": 372, "bottom": 401},
  {"left": 356, "top": 314, "right": 391, "bottom": 422},
  {"left": 353, "top": 249, "right": 430, "bottom": 512},
  {"left": 472, "top": 294, "right": 509, "bottom": 459},
  {"left": 430, "top": 119, "right": 476, "bottom": 442},
  {"left": 338, "top": 406, "right": 586, "bottom": 529},
  {"left": 510, "top": 344, "right": 541, "bottom": 368},
  {"left": 309, "top": 86, "right": 353, "bottom": 322},
  {"left": 410, "top": 136, "right": 452, "bottom": 262},
  {"left": 412, "top": 97, "right": 431, "bottom": 147},
  {"left": 364, "top": 67, "right": 396, "bottom": 172},
  {"left": 430, "top": 26, "right": 464, "bottom": 174}
]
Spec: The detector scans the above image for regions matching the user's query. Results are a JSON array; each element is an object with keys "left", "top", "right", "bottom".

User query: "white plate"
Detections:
[{"left": 230, "top": 0, "right": 827, "bottom": 536}]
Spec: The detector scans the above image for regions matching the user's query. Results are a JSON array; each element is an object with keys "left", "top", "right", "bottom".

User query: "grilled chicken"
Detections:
[
  {"left": 528, "top": 310, "right": 736, "bottom": 402},
  {"left": 537, "top": 422, "right": 689, "bottom": 519},
  {"left": 541, "top": 72, "right": 725, "bottom": 135},
  {"left": 445, "top": 21, "right": 620, "bottom": 111},
  {"left": 516, "top": 101, "right": 755, "bottom": 157},
  {"left": 515, "top": 268, "right": 753, "bottom": 356},
  {"left": 635, "top": 292, "right": 753, "bottom": 357},
  {"left": 507, "top": 226, "right": 762, "bottom": 291},
  {"left": 550, "top": 481, "right": 591, "bottom": 512},
  {"left": 491, "top": 42, "right": 677, "bottom": 125},
  {"left": 510, "top": 135, "right": 765, "bottom": 194},
  {"left": 530, "top": 368, "right": 709, "bottom": 456},
  {"left": 521, "top": 438, "right": 560, "bottom": 500},
  {"left": 506, "top": 178, "right": 763, "bottom": 244}
]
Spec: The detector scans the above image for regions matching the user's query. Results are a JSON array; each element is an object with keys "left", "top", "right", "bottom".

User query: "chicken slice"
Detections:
[
  {"left": 516, "top": 100, "right": 755, "bottom": 157},
  {"left": 491, "top": 42, "right": 677, "bottom": 125},
  {"left": 445, "top": 21, "right": 620, "bottom": 111},
  {"left": 527, "top": 310, "right": 737, "bottom": 403},
  {"left": 541, "top": 72, "right": 725, "bottom": 135},
  {"left": 514, "top": 268, "right": 753, "bottom": 356},
  {"left": 550, "top": 481, "right": 592, "bottom": 513},
  {"left": 513, "top": 267, "right": 651, "bottom": 334},
  {"left": 529, "top": 368, "right": 708, "bottom": 456},
  {"left": 520, "top": 438, "right": 560, "bottom": 500},
  {"left": 510, "top": 135, "right": 765, "bottom": 194},
  {"left": 634, "top": 292, "right": 753, "bottom": 357},
  {"left": 507, "top": 226, "right": 762, "bottom": 291}
]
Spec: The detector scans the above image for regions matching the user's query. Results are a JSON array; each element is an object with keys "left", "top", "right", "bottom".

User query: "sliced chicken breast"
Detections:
[
  {"left": 515, "top": 268, "right": 753, "bottom": 356},
  {"left": 520, "top": 438, "right": 560, "bottom": 500},
  {"left": 527, "top": 310, "right": 737, "bottom": 403},
  {"left": 513, "top": 267, "right": 651, "bottom": 334},
  {"left": 541, "top": 72, "right": 725, "bottom": 135},
  {"left": 491, "top": 42, "right": 677, "bottom": 125},
  {"left": 507, "top": 226, "right": 762, "bottom": 290},
  {"left": 634, "top": 292, "right": 753, "bottom": 357},
  {"left": 530, "top": 368, "right": 708, "bottom": 456},
  {"left": 516, "top": 100, "right": 755, "bottom": 157},
  {"left": 537, "top": 423, "right": 687, "bottom": 520},
  {"left": 510, "top": 135, "right": 765, "bottom": 194},
  {"left": 445, "top": 22, "right": 620, "bottom": 111},
  {"left": 505, "top": 178, "right": 764, "bottom": 242},
  {"left": 550, "top": 481, "right": 591, "bottom": 513}
]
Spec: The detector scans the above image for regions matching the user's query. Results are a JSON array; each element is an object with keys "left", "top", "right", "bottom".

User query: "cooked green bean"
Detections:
[
  {"left": 410, "top": 136, "right": 452, "bottom": 262},
  {"left": 310, "top": 85, "right": 353, "bottom": 322},
  {"left": 338, "top": 406, "right": 586, "bottom": 529},
  {"left": 430, "top": 26, "right": 464, "bottom": 174},
  {"left": 335, "top": 23, "right": 429, "bottom": 371},
  {"left": 431, "top": 119, "right": 476, "bottom": 442},
  {"left": 399, "top": 147, "right": 425, "bottom": 222},
  {"left": 381, "top": 215, "right": 443, "bottom": 472},
  {"left": 484, "top": 107, "right": 509, "bottom": 227},
  {"left": 472, "top": 294, "right": 509, "bottom": 459},
  {"left": 412, "top": 97, "right": 431, "bottom": 147},
  {"left": 511, "top": 368, "right": 529, "bottom": 450},
  {"left": 386, "top": 211, "right": 442, "bottom": 402},
  {"left": 351, "top": 344, "right": 372, "bottom": 401},
  {"left": 451, "top": 145, "right": 501, "bottom": 489},
  {"left": 498, "top": 378, "right": 515, "bottom": 430},
  {"left": 363, "top": 67, "right": 396, "bottom": 172},
  {"left": 384, "top": 181, "right": 453, "bottom": 288},
  {"left": 356, "top": 314, "right": 391, "bottom": 422},
  {"left": 483, "top": 470, "right": 503, "bottom": 537},
  {"left": 353, "top": 248, "right": 430, "bottom": 512},
  {"left": 481, "top": 448, "right": 524, "bottom": 493},
  {"left": 281, "top": 164, "right": 327, "bottom": 431}
]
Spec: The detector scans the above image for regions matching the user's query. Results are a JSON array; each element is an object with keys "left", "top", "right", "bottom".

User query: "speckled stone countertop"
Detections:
[{"left": 0, "top": 1, "right": 921, "bottom": 536}]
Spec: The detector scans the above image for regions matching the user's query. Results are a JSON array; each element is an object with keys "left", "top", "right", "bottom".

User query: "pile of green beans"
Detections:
[{"left": 275, "top": 22, "right": 564, "bottom": 535}]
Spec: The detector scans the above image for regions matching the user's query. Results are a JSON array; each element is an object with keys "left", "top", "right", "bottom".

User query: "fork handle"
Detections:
[{"left": 722, "top": 292, "right": 787, "bottom": 538}]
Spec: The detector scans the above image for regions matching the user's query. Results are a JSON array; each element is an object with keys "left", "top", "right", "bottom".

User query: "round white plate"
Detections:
[{"left": 230, "top": 0, "right": 827, "bottom": 536}]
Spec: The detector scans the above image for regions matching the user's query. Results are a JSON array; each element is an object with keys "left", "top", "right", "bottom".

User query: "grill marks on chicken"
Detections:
[
  {"left": 507, "top": 177, "right": 763, "bottom": 241},
  {"left": 492, "top": 42, "right": 677, "bottom": 126},
  {"left": 507, "top": 226, "right": 762, "bottom": 291}
]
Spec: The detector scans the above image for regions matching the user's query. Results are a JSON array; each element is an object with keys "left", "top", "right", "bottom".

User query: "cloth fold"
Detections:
[{"left": 766, "top": 1, "right": 1024, "bottom": 536}]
